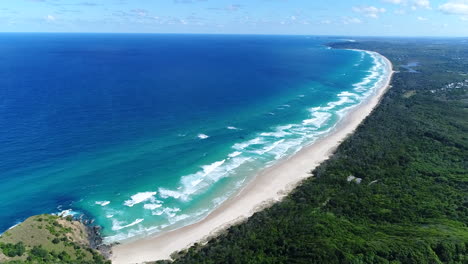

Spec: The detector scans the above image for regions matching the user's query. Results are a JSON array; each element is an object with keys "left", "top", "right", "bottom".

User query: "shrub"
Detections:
[{"left": 0, "top": 242, "right": 26, "bottom": 257}]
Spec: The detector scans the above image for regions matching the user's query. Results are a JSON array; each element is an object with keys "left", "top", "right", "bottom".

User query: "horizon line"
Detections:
[{"left": 0, "top": 32, "right": 467, "bottom": 38}]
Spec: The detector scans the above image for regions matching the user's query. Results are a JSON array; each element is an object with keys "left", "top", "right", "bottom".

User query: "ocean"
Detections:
[{"left": 0, "top": 34, "right": 388, "bottom": 242}]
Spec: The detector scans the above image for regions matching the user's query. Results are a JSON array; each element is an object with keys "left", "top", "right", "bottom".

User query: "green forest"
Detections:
[{"left": 158, "top": 39, "right": 468, "bottom": 263}]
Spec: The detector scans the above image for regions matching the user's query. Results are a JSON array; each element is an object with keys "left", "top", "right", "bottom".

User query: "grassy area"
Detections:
[{"left": 0, "top": 214, "right": 109, "bottom": 264}]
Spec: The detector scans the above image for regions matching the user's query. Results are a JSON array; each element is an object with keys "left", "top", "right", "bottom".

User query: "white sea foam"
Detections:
[
  {"left": 268, "top": 138, "right": 304, "bottom": 160},
  {"left": 7, "top": 223, "right": 21, "bottom": 231},
  {"left": 95, "top": 201, "right": 110, "bottom": 207},
  {"left": 112, "top": 218, "right": 144, "bottom": 231},
  {"left": 168, "top": 214, "right": 191, "bottom": 224},
  {"left": 198, "top": 134, "right": 209, "bottom": 139},
  {"left": 233, "top": 137, "right": 264, "bottom": 150},
  {"left": 206, "top": 157, "right": 250, "bottom": 183},
  {"left": 169, "top": 160, "right": 228, "bottom": 194},
  {"left": 338, "top": 91, "right": 359, "bottom": 98},
  {"left": 158, "top": 156, "right": 251, "bottom": 202},
  {"left": 305, "top": 95, "right": 353, "bottom": 117},
  {"left": 56, "top": 209, "right": 78, "bottom": 218},
  {"left": 278, "top": 124, "right": 293, "bottom": 130},
  {"left": 158, "top": 189, "right": 184, "bottom": 199},
  {"left": 168, "top": 208, "right": 210, "bottom": 225},
  {"left": 212, "top": 196, "right": 229, "bottom": 208},
  {"left": 124, "top": 192, "right": 157, "bottom": 207},
  {"left": 260, "top": 125, "right": 293, "bottom": 138},
  {"left": 228, "top": 151, "right": 242, "bottom": 158},
  {"left": 253, "top": 139, "right": 285, "bottom": 155},
  {"left": 227, "top": 126, "right": 239, "bottom": 130},
  {"left": 105, "top": 225, "right": 154, "bottom": 243},
  {"left": 360, "top": 52, "right": 365, "bottom": 60},
  {"left": 303, "top": 112, "right": 332, "bottom": 127},
  {"left": 325, "top": 96, "right": 352, "bottom": 110},
  {"left": 151, "top": 207, "right": 181, "bottom": 217},
  {"left": 336, "top": 104, "right": 359, "bottom": 118},
  {"left": 260, "top": 131, "right": 290, "bottom": 138},
  {"left": 143, "top": 203, "right": 163, "bottom": 210},
  {"left": 351, "top": 51, "right": 388, "bottom": 100},
  {"left": 190, "top": 178, "right": 203, "bottom": 187},
  {"left": 202, "top": 160, "right": 226, "bottom": 176}
]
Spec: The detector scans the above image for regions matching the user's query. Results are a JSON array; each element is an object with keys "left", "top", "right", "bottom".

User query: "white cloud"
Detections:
[
  {"left": 382, "top": 0, "right": 405, "bottom": 4},
  {"left": 353, "top": 6, "right": 386, "bottom": 18},
  {"left": 342, "top": 17, "right": 362, "bottom": 24},
  {"left": 417, "top": 16, "right": 428, "bottom": 20},
  {"left": 382, "top": 0, "right": 431, "bottom": 9},
  {"left": 439, "top": 1, "right": 468, "bottom": 16},
  {"left": 413, "top": 0, "right": 431, "bottom": 9},
  {"left": 45, "top": 15, "right": 55, "bottom": 21}
]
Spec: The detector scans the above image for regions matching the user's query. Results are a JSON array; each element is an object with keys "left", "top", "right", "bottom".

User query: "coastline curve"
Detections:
[{"left": 111, "top": 50, "right": 395, "bottom": 264}]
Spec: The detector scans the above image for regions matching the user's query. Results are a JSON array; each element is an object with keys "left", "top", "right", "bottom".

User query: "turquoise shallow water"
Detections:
[{"left": 0, "top": 34, "right": 389, "bottom": 242}]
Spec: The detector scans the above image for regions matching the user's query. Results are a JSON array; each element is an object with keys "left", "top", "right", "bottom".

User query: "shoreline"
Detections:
[{"left": 111, "top": 51, "right": 394, "bottom": 264}]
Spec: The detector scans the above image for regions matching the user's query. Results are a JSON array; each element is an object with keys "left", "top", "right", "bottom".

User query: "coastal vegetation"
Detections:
[
  {"left": 156, "top": 39, "right": 468, "bottom": 263},
  {"left": 0, "top": 214, "right": 109, "bottom": 264}
]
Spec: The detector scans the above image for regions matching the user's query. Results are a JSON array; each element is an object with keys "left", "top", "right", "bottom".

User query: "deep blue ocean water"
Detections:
[{"left": 0, "top": 34, "right": 388, "bottom": 241}]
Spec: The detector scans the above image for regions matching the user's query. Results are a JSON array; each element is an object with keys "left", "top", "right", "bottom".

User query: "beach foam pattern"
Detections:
[{"left": 100, "top": 49, "right": 390, "bottom": 243}]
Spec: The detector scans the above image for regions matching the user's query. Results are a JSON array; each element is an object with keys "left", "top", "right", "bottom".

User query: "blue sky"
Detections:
[{"left": 0, "top": 0, "right": 467, "bottom": 36}]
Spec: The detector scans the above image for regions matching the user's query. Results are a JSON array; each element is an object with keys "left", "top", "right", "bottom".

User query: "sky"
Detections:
[{"left": 0, "top": 0, "right": 467, "bottom": 36}]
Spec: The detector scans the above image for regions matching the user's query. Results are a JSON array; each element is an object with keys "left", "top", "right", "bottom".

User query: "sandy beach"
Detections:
[{"left": 111, "top": 51, "right": 394, "bottom": 264}]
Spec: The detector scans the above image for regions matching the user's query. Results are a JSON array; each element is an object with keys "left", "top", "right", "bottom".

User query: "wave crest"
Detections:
[{"left": 124, "top": 192, "right": 157, "bottom": 207}]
